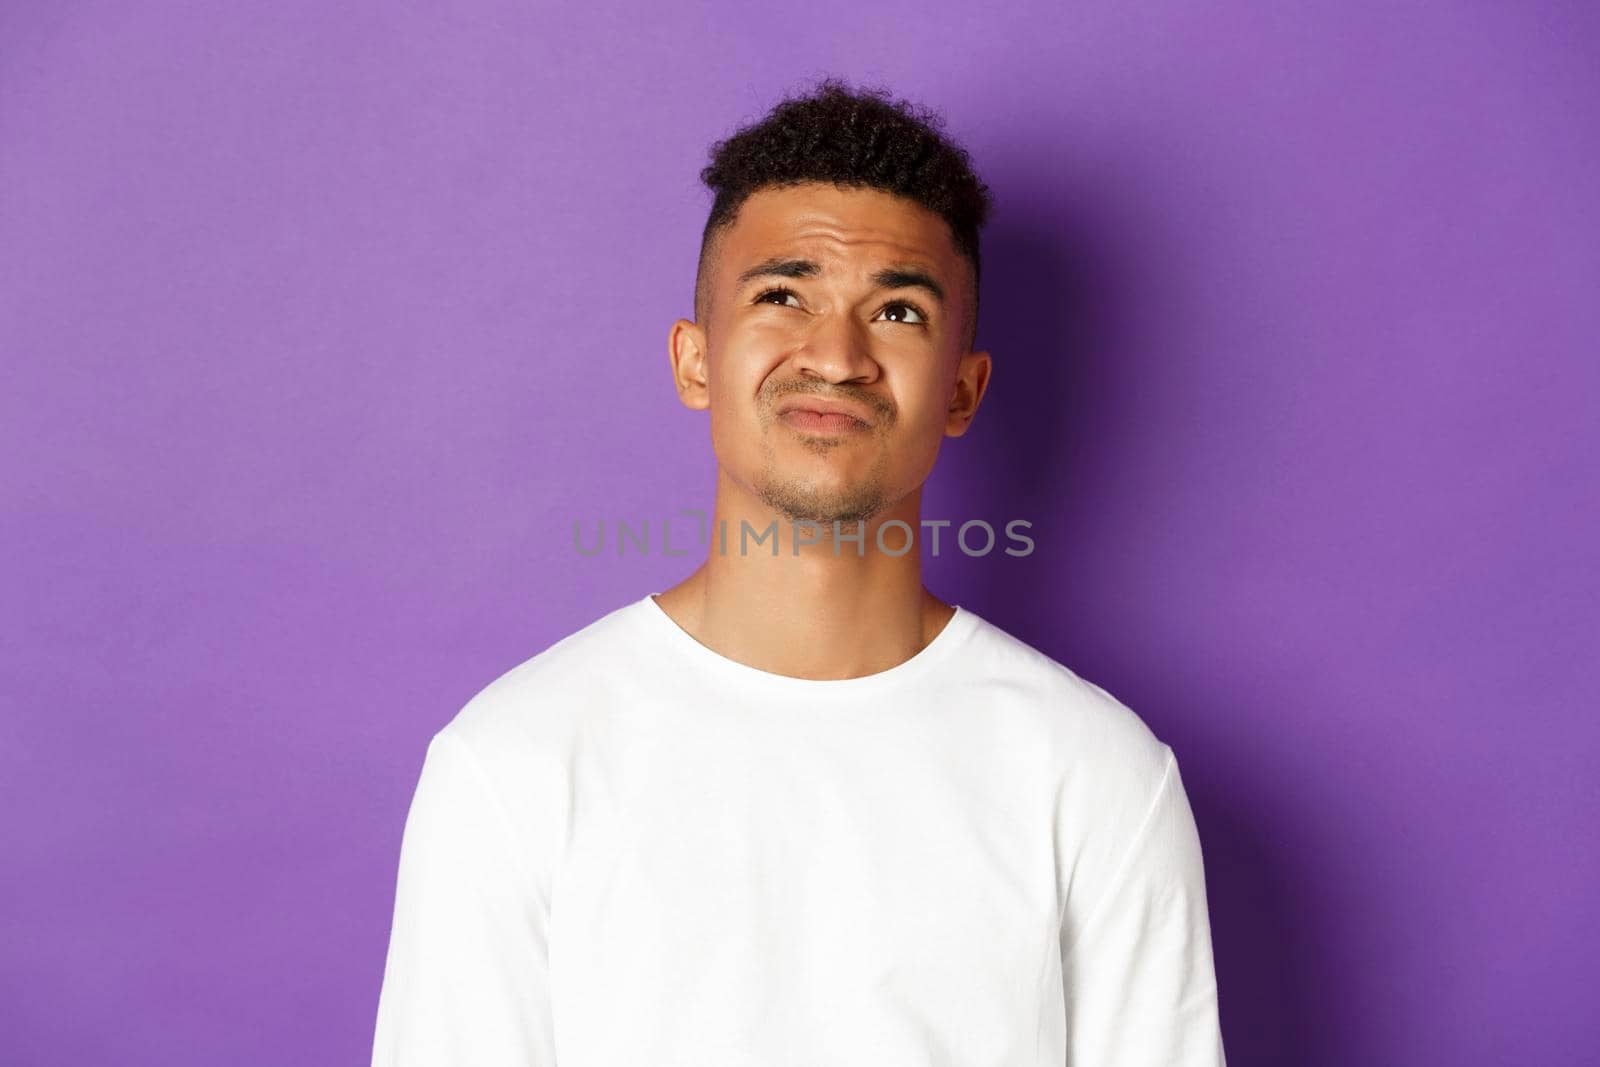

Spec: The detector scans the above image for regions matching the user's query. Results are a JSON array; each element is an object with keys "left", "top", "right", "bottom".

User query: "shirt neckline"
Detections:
[{"left": 635, "top": 592, "right": 980, "bottom": 697}]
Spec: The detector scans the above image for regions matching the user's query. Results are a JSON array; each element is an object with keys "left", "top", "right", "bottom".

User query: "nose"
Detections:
[{"left": 788, "top": 306, "right": 881, "bottom": 385}]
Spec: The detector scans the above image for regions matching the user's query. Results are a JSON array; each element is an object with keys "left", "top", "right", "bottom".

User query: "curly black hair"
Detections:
[{"left": 695, "top": 76, "right": 994, "bottom": 352}]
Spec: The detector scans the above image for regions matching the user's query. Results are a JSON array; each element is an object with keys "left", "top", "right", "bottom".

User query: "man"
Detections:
[{"left": 371, "top": 78, "right": 1227, "bottom": 1066}]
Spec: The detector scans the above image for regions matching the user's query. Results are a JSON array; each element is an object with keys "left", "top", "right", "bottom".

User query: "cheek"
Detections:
[
  {"left": 890, "top": 370, "right": 957, "bottom": 438},
  {"left": 708, "top": 330, "right": 788, "bottom": 409},
  {"left": 704, "top": 341, "right": 778, "bottom": 455}
]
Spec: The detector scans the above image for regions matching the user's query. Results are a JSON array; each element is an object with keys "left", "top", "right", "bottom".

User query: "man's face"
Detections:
[{"left": 670, "top": 181, "right": 989, "bottom": 527}]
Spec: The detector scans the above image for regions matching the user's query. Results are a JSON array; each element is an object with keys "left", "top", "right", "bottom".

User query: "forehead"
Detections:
[{"left": 719, "top": 182, "right": 962, "bottom": 283}]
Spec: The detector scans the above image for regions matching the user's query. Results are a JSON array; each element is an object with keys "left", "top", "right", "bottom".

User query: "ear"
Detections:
[
  {"left": 944, "top": 349, "right": 991, "bottom": 437},
  {"left": 668, "top": 318, "right": 711, "bottom": 411}
]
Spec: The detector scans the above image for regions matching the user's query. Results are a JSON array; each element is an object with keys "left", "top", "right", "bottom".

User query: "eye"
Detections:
[
  {"left": 753, "top": 286, "right": 802, "bottom": 309},
  {"left": 877, "top": 300, "right": 929, "bottom": 327},
  {"left": 752, "top": 287, "right": 928, "bottom": 327}
]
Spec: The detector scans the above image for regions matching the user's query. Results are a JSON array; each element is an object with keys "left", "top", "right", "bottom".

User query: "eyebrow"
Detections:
[{"left": 734, "top": 257, "right": 946, "bottom": 307}]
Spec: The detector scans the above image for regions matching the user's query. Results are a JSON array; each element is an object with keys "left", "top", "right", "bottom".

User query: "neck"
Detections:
[{"left": 651, "top": 468, "right": 955, "bottom": 681}]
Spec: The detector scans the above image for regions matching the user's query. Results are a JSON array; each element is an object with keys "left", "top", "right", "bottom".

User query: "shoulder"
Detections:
[
  {"left": 958, "top": 609, "right": 1173, "bottom": 792},
  {"left": 428, "top": 596, "right": 645, "bottom": 814},
  {"left": 444, "top": 595, "right": 640, "bottom": 735},
  {"left": 956, "top": 614, "right": 1189, "bottom": 917}
]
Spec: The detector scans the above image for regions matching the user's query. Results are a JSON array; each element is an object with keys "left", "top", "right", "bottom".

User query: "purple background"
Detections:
[{"left": 3, "top": 2, "right": 1595, "bottom": 1064}]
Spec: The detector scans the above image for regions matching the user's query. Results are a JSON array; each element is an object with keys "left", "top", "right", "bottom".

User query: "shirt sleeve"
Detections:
[
  {"left": 1060, "top": 748, "right": 1227, "bottom": 1066},
  {"left": 370, "top": 729, "right": 556, "bottom": 1066}
]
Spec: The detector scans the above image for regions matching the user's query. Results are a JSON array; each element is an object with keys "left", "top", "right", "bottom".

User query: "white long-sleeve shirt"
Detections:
[{"left": 371, "top": 593, "right": 1227, "bottom": 1066}]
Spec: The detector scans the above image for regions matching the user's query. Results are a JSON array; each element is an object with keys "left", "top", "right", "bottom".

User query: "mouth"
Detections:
[
  {"left": 779, "top": 408, "right": 872, "bottom": 435},
  {"left": 774, "top": 395, "right": 877, "bottom": 435}
]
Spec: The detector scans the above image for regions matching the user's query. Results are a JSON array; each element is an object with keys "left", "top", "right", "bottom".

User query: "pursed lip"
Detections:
[{"left": 775, "top": 396, "right": 876, "bottom": 427}]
